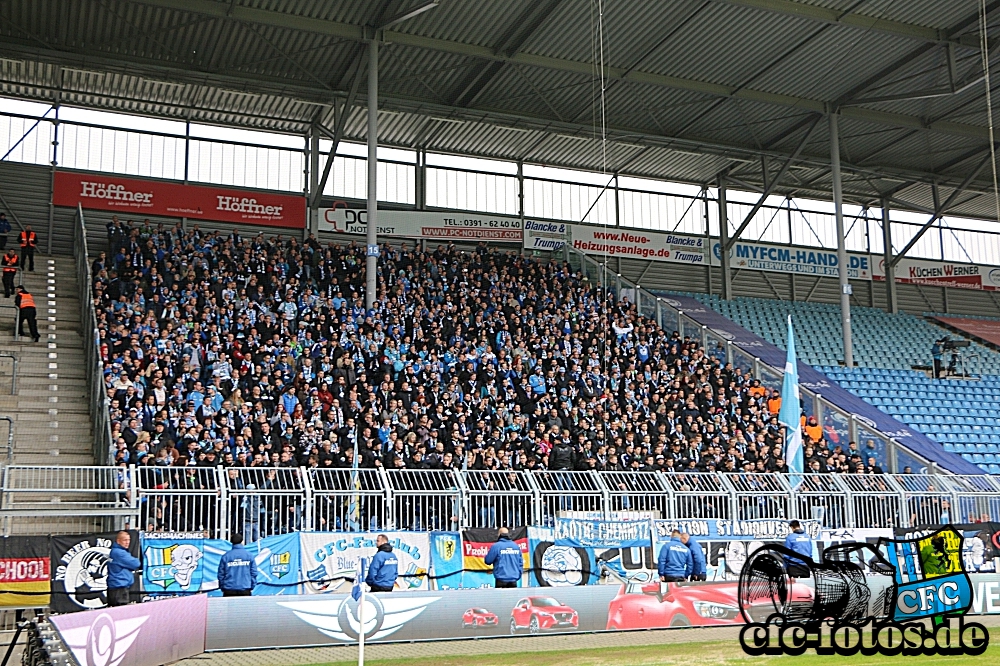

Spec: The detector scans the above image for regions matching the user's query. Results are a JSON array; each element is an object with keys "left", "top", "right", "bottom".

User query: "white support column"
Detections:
[
  {"left": 366, "top": 37, "right": 379, "bottom": 310},
  {"left": 829, "top": 111, "right": 854, "bottom": 368}
]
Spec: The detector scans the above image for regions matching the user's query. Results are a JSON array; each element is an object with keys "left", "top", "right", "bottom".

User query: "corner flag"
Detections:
[{"left": 778, "top": 315, "right": 803, "bottom": 486}]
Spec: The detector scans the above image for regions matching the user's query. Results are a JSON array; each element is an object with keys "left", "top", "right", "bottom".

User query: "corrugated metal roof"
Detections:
[{"left": 0, "top": 0, "right": 997, "bottom": 219}]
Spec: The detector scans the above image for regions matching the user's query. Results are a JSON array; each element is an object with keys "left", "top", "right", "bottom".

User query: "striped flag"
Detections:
[{"left": 778, "top": 315, "right": 803, "bottom": 488}]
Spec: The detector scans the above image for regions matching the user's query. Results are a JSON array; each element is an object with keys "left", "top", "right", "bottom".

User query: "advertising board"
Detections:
[{"left": 54, "top": 170, "right": 306, "bottom": 228}]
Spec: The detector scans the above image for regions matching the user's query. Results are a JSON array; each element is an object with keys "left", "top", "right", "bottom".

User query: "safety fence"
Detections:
[
  {"left": 74, "top": 206, "right": 113, "bottom": 465},
  {"left": 3, "top": 465, "right": 999, "bottom": 537},
  {"left": 564, "top": 245, "right": 936, "bottom": 476}
]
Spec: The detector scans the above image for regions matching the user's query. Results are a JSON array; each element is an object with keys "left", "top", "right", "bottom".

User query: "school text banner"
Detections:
[
  {"left": 53, "top": 170, "right": 306, "bottom": 228},
  {"left": 0, "top": 537, "right": 49, "bottom": 607},
  {"left": 320, "top": 205, "right": 523, "bottom": 241}
]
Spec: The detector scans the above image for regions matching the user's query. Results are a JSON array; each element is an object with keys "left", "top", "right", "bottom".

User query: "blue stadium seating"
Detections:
[
  {"left": 690, "top": 294, "right": 1000, "bottom": 373},
  {"left": 674, "top": 293, "right": 1000, "bottom": 471}
]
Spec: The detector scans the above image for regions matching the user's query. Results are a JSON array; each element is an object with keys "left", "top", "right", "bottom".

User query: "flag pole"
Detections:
[{"left": 358, "top": 559, "right": 366, "bottom": 666}]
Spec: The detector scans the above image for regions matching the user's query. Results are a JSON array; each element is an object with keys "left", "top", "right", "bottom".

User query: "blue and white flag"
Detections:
[
  {"left": 352, "top": 556, "right": 369, "bottom": 601},
  {"left": 779, "top": 315, "right": 803, "bottom": 487}
]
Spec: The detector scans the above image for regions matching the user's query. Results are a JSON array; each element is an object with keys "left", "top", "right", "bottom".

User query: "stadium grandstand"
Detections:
[{"left": 2, "top": 1, "right": 1000, "bottom": 664}]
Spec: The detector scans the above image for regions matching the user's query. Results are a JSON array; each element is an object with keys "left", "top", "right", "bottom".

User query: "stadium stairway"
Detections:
[{"left": 0, "top": 256, "right": 93, "bottom": 466}]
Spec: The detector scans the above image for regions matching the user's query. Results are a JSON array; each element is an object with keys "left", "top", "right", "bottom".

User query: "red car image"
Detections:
[
  {"left": 606, "top": 581, "right": 814, "bottom": 629},
  {"left": 462, "top": 607, "right": 499, "bottom": 628},
  {"left": 510, "top": 596, "right": 579, "bottom": 634}
]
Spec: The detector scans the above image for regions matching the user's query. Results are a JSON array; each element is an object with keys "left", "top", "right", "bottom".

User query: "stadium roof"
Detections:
[{"left": 2, "top": 0, "right": 1000, "bottom": 219}]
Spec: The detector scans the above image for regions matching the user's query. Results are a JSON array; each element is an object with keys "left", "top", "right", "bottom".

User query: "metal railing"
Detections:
[
  {"left": 0, "top": 353, "right": 18, "bottom": 394},
  {"left": 3, "top": 466, "right": 998, "bottom": 536},
  {"left": 74, "top": 205, "right": 113, "bottom": 465},
  {"left": 0, "top": 417, "right": 12, "bottom": 465},
  {"left": 564, "top": 243, "right": 946, "bottom": 476},
  {"left": 0, "top": 304, "right": 18, "bottom": 342},
  {"left": 0, "top": 465, "right": 136, "bottom": 535}
]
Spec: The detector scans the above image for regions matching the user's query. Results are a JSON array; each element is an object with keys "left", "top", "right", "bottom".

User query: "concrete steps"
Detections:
[{"left": 0, "top": 256, "right": 100, "bottom": 527}]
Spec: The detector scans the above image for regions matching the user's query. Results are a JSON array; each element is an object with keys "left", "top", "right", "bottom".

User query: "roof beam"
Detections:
[
  {"left": 835, "top": 2, "right": 1000, "bottom": 108},
  {"left": 121, "top": 0, "right": 992, "bottom": 141},
  {"left": 890, "top": 152, "right": 994, "bottom": 265},
  {"left": 724, "top": 114, "right": 822, "bottom": 250},
  {"left": 311, "top": 49, "right": 367, "bottom": 207},
  {"left": 450, "top": 0, "right": 566, "bottom": 108},
  {"left": 2, "top": 42, "right": 995, "bottom": 203},
  {"left": 713, "top": 0, "right": 981, "bottom": 48}
]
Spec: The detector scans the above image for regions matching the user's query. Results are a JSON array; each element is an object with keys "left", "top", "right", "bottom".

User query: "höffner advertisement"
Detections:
[{"left": 53, "top": 170, "right": 306, "bottom": 228}]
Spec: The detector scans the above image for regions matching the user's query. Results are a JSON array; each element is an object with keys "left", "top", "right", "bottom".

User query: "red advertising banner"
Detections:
[
  {"left": 933, "top": 316, "right": 1000, "bottom": 348},
  {"left": 53, "top": 170, "right": 305, "bottom": 229}
]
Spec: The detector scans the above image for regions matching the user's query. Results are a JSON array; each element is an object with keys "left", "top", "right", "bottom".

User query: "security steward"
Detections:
[
  {"left": 783, "top": 520, "right": 813, "bottom": 580},
  {"left": 658, "top": 529, "right": 692, "bottom": 583},
  {"left": 680, "top": 532, "right": 707, "bottom": 581},
  {"left": 365, "top": 534, "right": 398, "bottom": 592},
  {"left": 1, "top": 249, "right": 17, "bottom": 298},
  {"left": 18, "top": 225, "right": 36, "bottom": 273},
  {"left": 217, "top": 533, "right": 257, "bottom": 597},
  {"left": 484, "top": 527, "right": 524, "bottom": 588},
  {"left": 107, "top": 531, "right": 141, "bottom": 607},
  {"left": 14, "top": 286, "right": 39, "bottom": 342}
]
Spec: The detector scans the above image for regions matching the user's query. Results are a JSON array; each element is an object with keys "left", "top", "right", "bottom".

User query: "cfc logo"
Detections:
[{"left": 737, "top": 526, "right": 988, "bottom": 656}]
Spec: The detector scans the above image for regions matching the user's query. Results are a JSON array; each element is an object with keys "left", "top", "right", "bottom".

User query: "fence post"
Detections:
[
  {"left": 378, "top": 467, "right": 394, "bottom": 531},
  {"left": 299, "top": 466, "right": 314, "bottom": 533},
  {"left": 523, "top": 470, "right": 543, "bottom": 528},
  {"left": 590, "top": 470, "right": 612, "bottom": 521},
  {"left": 217, "top": 466, "right": 229, "bottom": 541}
]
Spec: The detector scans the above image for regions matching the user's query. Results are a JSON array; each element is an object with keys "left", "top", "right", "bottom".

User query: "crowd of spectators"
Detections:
[{"left": 96, "top": 219, "right": 886, "bottom": 490}]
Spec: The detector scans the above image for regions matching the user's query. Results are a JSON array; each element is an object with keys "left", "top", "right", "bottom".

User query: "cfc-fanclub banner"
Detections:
[{"left": 53, "top": 170, "right": 306, "bottom": 228}]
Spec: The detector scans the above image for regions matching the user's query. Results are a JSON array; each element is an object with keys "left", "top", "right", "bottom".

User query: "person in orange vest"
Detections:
[
  {"left": 1, "top": 250, "right": 17, "bottom": 298},
  {"left": 18, "top": 225, "right": 36, "bottom": 273},
  {"left": 14, "top": 286, "right": 39, "bottom": 342},
  {"left": 766, "top": 389, "right": 782, "bottom": 415},
  {"left": 803, "top": 415, "right": 823, "bottom": 445}
]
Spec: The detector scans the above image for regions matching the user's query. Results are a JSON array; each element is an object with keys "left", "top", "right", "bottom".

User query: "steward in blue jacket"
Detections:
[
  {"left": 783, "top": 520, "right": 813, "bottom": 578},
  {"left": 107, "top": 531, "right": 141, "bottom": 607},
  {"left": 218, "top": 534, "right": 257, "bottom": 596},
  {"left": 484, "top": 528, "right": 523, "bottom": 588},
  {"left": 681, "top": 533, "right": 707, "bottom": 581},
  {"left": 365, "top": 535, "right": 399, "bottom": 592},
  {"left": 658, "top": 532, "right": 692, "bottom": 582}
]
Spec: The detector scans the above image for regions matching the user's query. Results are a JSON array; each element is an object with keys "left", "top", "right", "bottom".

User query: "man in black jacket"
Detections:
[{"left": 548, "top": 439, "right": 575, "bottom": 471}]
